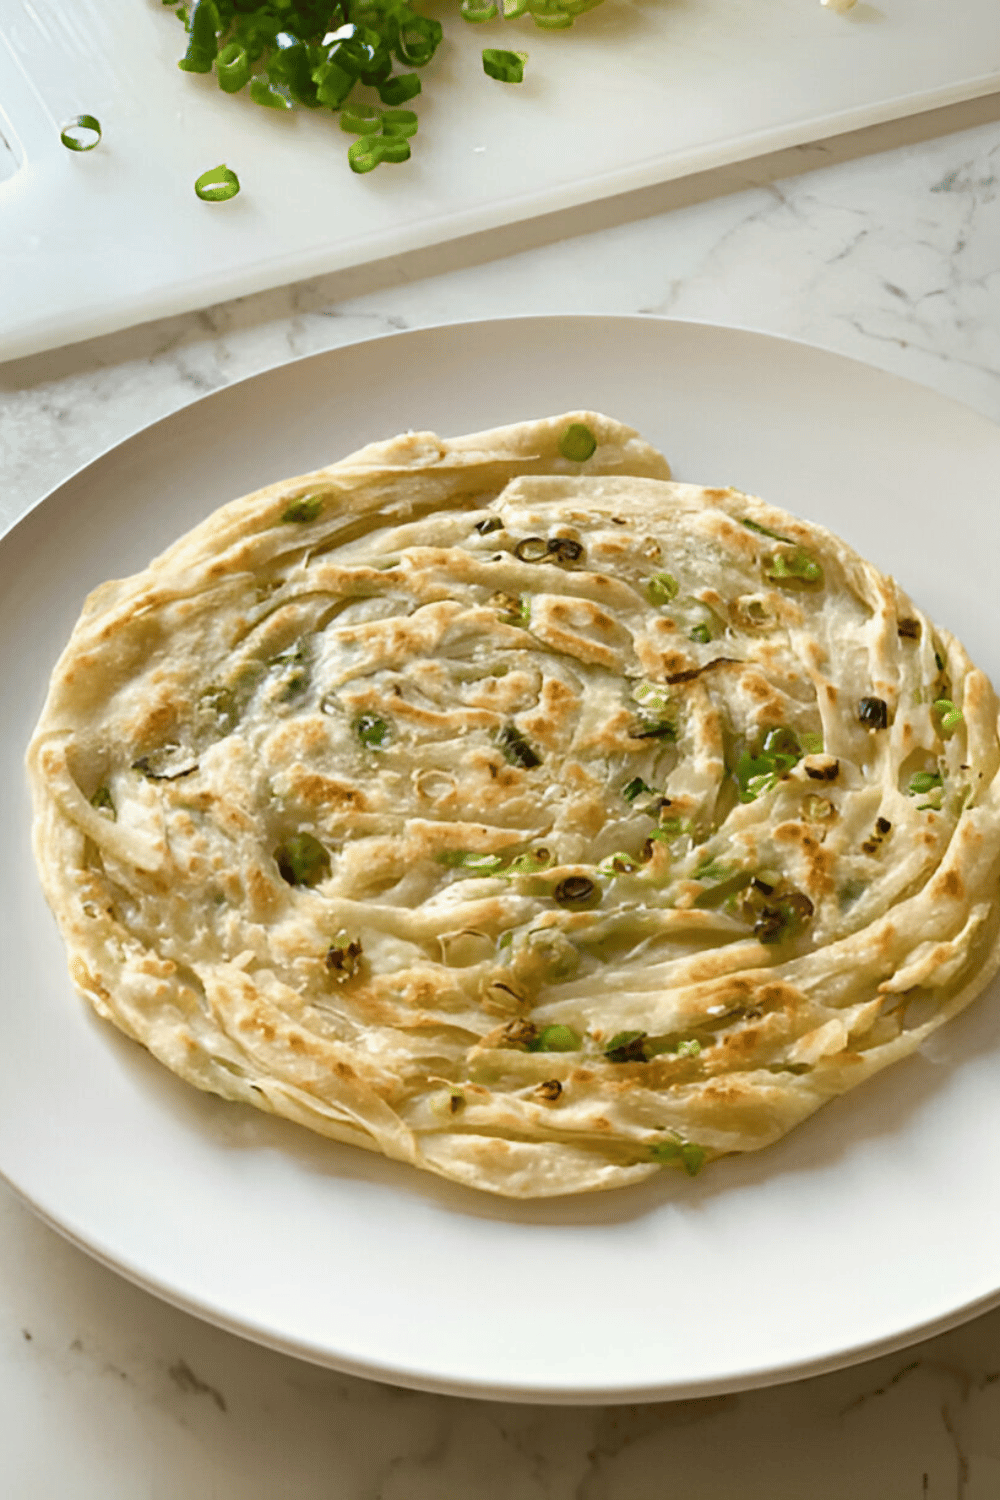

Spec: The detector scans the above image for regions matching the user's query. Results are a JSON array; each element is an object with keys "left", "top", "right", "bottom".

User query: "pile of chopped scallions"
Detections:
[{"left": 162, "top": 0, "right": 606, "bottom": 177}]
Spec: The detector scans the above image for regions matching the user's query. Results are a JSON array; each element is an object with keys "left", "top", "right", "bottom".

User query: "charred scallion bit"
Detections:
[
  {"left": 558, "top": 422, "right": 597, "bottom": 461},
  {"left": 60, "top": 115, "right": 102, "bottom": 151},
  {"left": 857, "top": 697, "right": 889, "bottom": 730},
  {"left": 934, "top": 698, "right": 963, "bottom": 732},
  {"left": 275, "top": 832, "right": 330, "bottom": 887},
  {"left": 496, "top": 724, "right": 541, "bottom": 768},
  {"left": 475, "top": 516, "right": 503, "bottom": 535},
  {"left": 553, "top": 876, "right": 597, "bottom": 907},
  {"left": 356, "top": 713, "right": 390, "bottom": 748},
  {"left": 326, "top": 937, "right": 363, "bottom": 982},
  {"left": 194, "top": 164, "right": 240, "bottom": 201},
  {"left": 482, "top": 47, "right": 527, "bottom": 82},
  {"left": 622, "top": 776, "right": 654, "bottom": 803},
  {"left": 527, "top": 1024, "right": 580, "bottom": 1053},
  {"left": 897, "top": 618, "right": 921, "bottom": 640},
  {"left": 536, "top": 1079, "right": 562, "bottom": 1101},
  {"left": 646, "top": 572, "right": 679, "bottom": 606},
  {"left": 649, "top": 1137, "right": 706, "bottom": 1176},
  {"left": 90, "top": 785, "right": 116, "bottom": 819},
  {"left": 754, "top": 891, "right": 814, "bottom": 944},
  {"left": 514, "top": 537, "right": 551, "bottom": 562},
  {"left": 605, "top": 1030, "right": 648, "bottom": 1063}
]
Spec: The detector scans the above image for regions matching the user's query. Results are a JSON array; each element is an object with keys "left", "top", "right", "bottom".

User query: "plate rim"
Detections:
[{"left": 6, "top": 313, "right": 1000, "bottom": 1405}]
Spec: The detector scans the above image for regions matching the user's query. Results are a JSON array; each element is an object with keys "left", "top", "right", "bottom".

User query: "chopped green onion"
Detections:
[
  {"left": 934, "top": 698, "right": 964, "bottom": 732},
  {"left": 935, "top": 651, "right": 946, "bottom": 672},
  {"left": 356, "top": 712, "right": 390, "bottom": 748},
  {"left": 800, "top": 733, "right": 824, "bottom": 754},
  {"left": 646, "top": 572, "right": 679, "bottom": 606},
  {"left": 462, "top": 0, "right": 498, "bottom": 17},
  {"left": 628, "top": 716, "right": 677, "bottom": 742},
  {"left": 178, "top": 0, "right": 218, "bottom": 72},
  {"left": 60, "top": 115, "right": 102, "bottom": 151},
  {"left": 597, "top": 852, "right": 640, "bottom": 877},
  {"left": 741, "top": 517, "right": 789, "bottom": 543},
  {"left": 765, "top": 546, "right": 824, "bottom": 586},
  {"left": 348, "top": 133, "right": 411, "bottom": 171},
  {"left": 527, "top": 1024, "right": 580, "bottom": 1052},
  {"left": 216, "top": 41, "right": 250, "bottom": 92},
  {"left": 377, "top": 72, "right": 421, "bottom": 106},
  {"left": 649, "top": 1137, "right": 706, "bottom": 1176},
  {"left": 605, "top": 1030, "right": 647, "bottom": 1063},
  {"left": 497, "top": 725, "right": 541, "bottom": 768},
  {"left": 693, "top": 870, "right": 753, "bottom": 909},
  {"left": 908, "top": 770, "right": 943, "bottom": 796},
  {"left": 674, "top": 1039, "right": 701, "bottom": 1058},
  {"left": 194, "top": 164, "right": 240, "bottom": 201},
  {"left": 281, "top": 494, "right": 323, "bottom": 523},
  {"left": 506, "top": 849, "right": 553, "bottom": 875},
  {"left": 340, "top": 102, "right": 383, "bottom": 133},
  {"left": 558, "top": 423, "right": 597, "bottom": 462},
  {"left": 382, "top": 108, "right": 418, "bottom": 138},
  {"left": 436, "top": 850, "right": 506, "bottom": 873},
  {"left": 694, "top": 856, "right": 729, "bottom": 881},
  {"left": 275, "top": 832, "right": 330, "bottom": 887},
  {"left": 622, "top": 776, "right": 654, "bottom": 803},
  {"left": 734, "top": 725, "right": 811, "bottom": 802},
  {"left": 689, "top": 623, "right": 712, "bottom": 645},
  {"left": 250, "top": 76, "right": 293, "bottom": 109},
  {"left": 482, "top": 48, "right": 527, "bottom": 82},
  {"left": 90, "top": 785, "right": 116, "bottom": 819},
  {"left": 377, "top": 134, "right": 411, "bottom": 164}
]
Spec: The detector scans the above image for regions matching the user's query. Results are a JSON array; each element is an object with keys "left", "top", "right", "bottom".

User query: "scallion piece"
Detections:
[
  {"left": 377, "top": 72, "right": 421, "bottom": 106},
  {"left": 482, "top": 48, "right": 527, "bottom": 82},
  {"left": 622, "top": 776, "right": 654, "bottom": 803},
  {"left": 674, "top": 1039, "right": 701, "bottom": 1058},
  {"left": 381, "top": 109, "right": 418, "bottom": 138},
  {"left": 194, "top": 164, "right": 240, "bottom": 201},
  {"left": 558, "top": 422, "right": 597, "bottom": 461},
  {"left": 340, "top": 102, "right": 382, "bottom": 134},
  {"left": 497, "top": 725, "right": 541, "bottom": 769},
  {"left": 356, "top": 712, "right": 390, "bottom": 748},
  {"left": 605, "top": 1030, "right": 648, "bottom": 1063},
  {"left": 650, "top": 1137, "right": 706, "bottom": 1176},
  {"left": 90, "top": 784, "right": 116, "bottom": 820},
  {"left": 216, "top": 42, "right": 250, "bottom": 93},
  {"left": 462, "top": 0, "right": 499, "bottom": 17},
  {"left": 275, "top": 832, "right": 330, "bottom": 888},
  {"left": 908, "top": 770, "right": 943, "bottom": 797},
  {"left": 250, "top": 76, "right": 293, "bottom": 109},
  {"left": 934, "top": 698, "right": 963, "bottom": 732},
  {"left": 377, "top": 134, "right": 411, "bottom": 165},
  {"left": 178, "top": 0, "right": 219, "bottom": 73},
  {"left": 646, "top": 573, "right": 679, "bottom": 606},
  {"left": 766, "top": 547, "right": 824, "bottom": 586},
  {"left": 348, "top": 135, "right": 383, "bottom": 174},
  {"left": 281, "top": 494, "right": 322, "bottom": 523},
  {"left": 741, "top": 517, "right": 789, "bottom": 542},
  {"left": 527, "top": 1024, "right": 580, "bottom": 1053},
  {"left": 60, "top": 114, "right": 102, "bottom": 151},
  {"left": 689, "top": 623, "right": 712, "bottom": 645}
]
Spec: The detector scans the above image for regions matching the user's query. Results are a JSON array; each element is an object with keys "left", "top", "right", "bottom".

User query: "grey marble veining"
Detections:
[{"left": 3, "top": 94, "right": 1000, "bottom": 1498}]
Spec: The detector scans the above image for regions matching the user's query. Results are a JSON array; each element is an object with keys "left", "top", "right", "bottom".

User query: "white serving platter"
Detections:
[
  {"left": 1, "top": 0, "right": 999, "bottom": 362},
  {"left": 4, "top": 316, "right": 1000, "bottom": 1403}
]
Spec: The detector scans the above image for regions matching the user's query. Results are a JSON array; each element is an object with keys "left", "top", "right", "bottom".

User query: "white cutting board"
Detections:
[{"left": 1, "top": 0, "right": 998, "bottom": 363}]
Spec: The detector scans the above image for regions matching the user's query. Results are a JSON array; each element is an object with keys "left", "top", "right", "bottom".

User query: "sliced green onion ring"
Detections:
[
  {"left": 216, "top": 42, "right": 250, "bottom": 93},
  {"left": 194, "top": 164, "right": 240, "bottom": 201},
  {"left": 250, "top": 76, "right": 293, "bottom": 110},
  {"left": 381, "top": 109, "right": 419, "bottom": 138},
  {"left": 482, "top": 48, "right": 527, "bottom": 82},
  {"left": 340, "top": 102, "right": 383, "bottom": 134},
  {"left": 60, "top": 115, "right": 102, "bottom": 152},
  {"left": 559, "top": 422, "right": 597, "bottom": 461}
]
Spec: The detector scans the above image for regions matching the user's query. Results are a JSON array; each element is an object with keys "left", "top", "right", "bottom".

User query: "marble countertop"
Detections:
[{"left": 3, "top": 91, "right": 1000, "bottom": 1496}]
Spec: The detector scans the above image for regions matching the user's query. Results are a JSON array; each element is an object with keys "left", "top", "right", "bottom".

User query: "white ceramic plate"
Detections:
[{"left": 4, "top": 317, "right": 1000, "bottom": 1404}]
